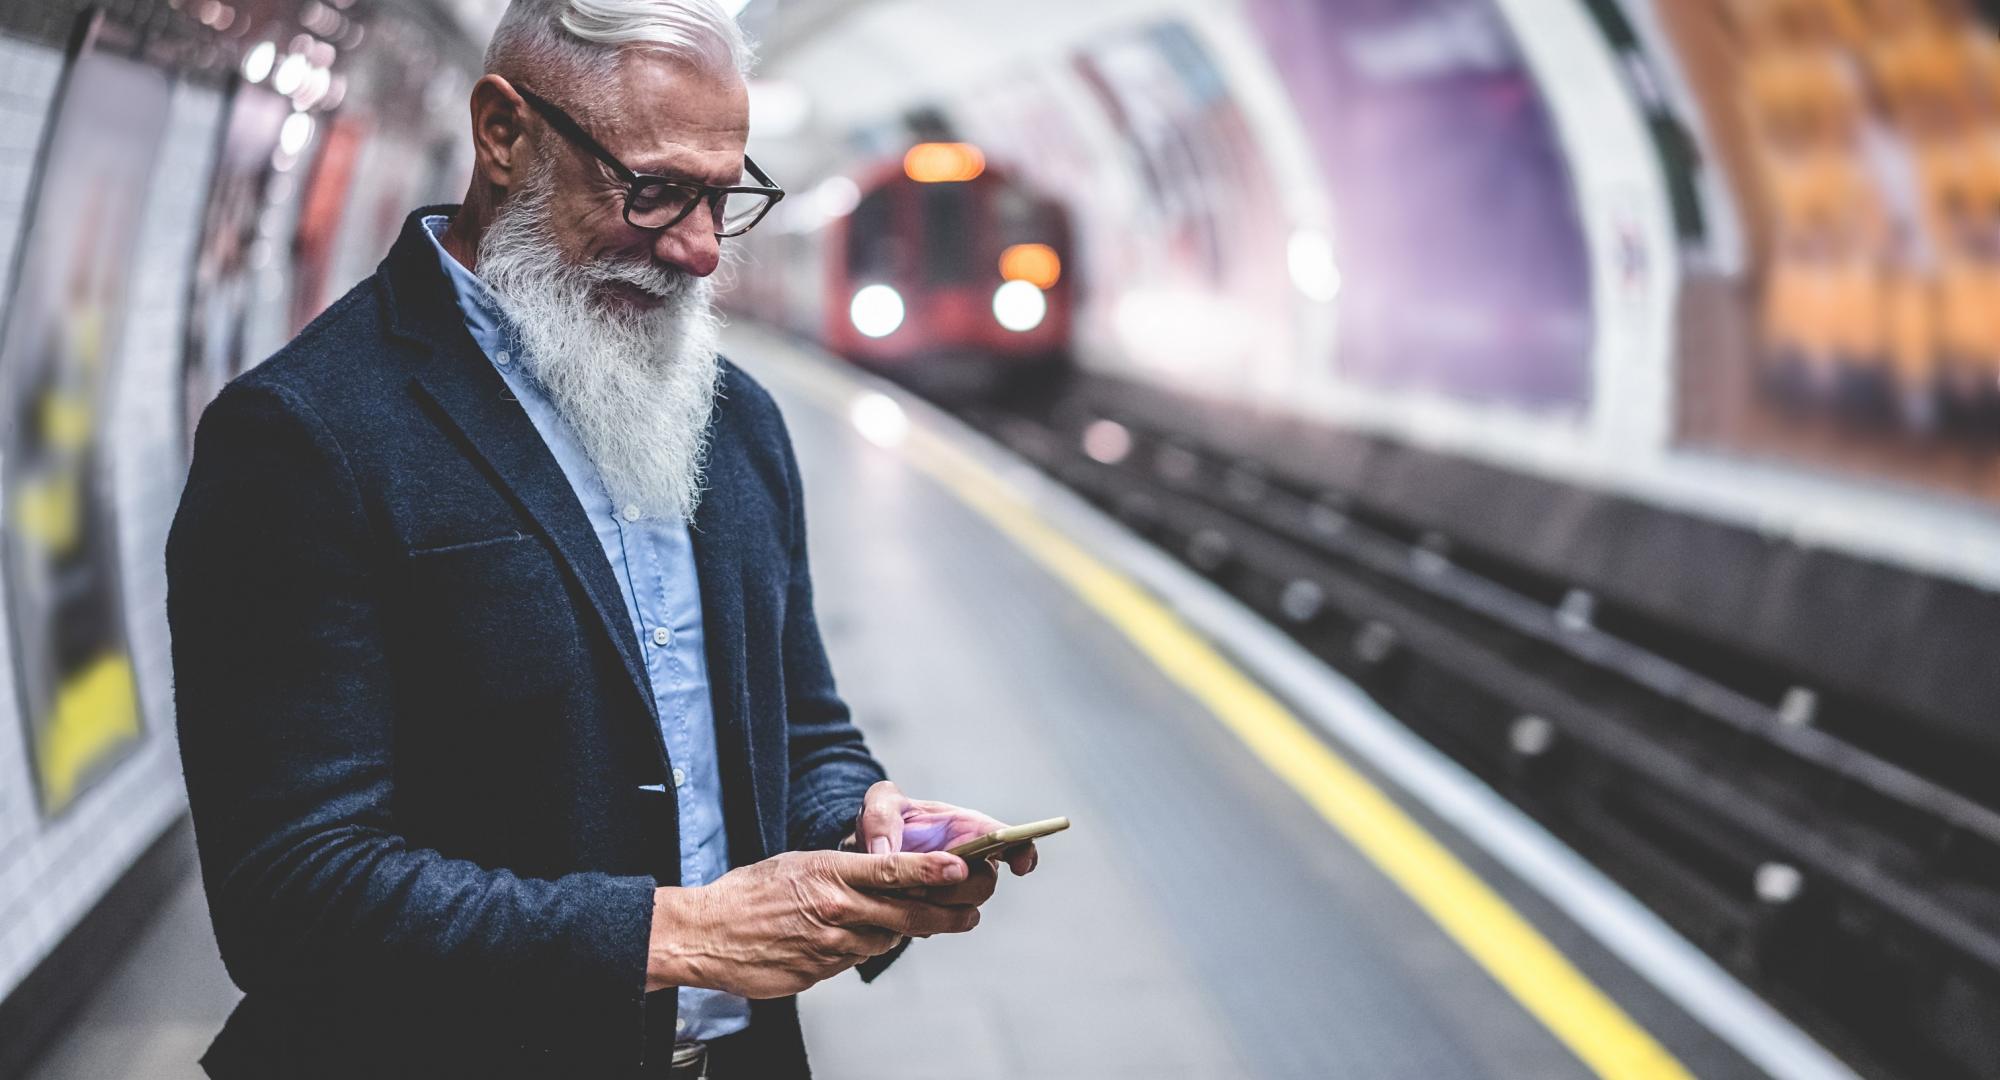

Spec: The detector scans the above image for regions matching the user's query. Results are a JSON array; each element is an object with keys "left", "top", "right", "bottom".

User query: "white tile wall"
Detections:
[
  {"left": 0, "top": 35, "right": 63, "bottom": 329},
  {"left": 0, "top": 43, "right": 223, "bottom": 1000}
]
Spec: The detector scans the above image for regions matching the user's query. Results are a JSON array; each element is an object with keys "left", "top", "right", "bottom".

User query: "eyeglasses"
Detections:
[{"left": 514, "top": 84, "right": 784, "bottom": 238}]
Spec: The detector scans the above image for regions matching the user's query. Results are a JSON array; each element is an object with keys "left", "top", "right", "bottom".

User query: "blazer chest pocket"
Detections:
[{"left": 403, "top": 533, "right": 583, "bottom": 703}]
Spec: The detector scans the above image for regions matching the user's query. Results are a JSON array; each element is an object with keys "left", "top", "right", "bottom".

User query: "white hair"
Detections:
[{"left": 486, "top": 0, "right": 753, "bottom": 112}]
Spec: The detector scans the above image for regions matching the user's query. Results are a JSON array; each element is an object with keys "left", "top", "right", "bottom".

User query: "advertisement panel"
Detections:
[
  {"left": 1071, "top": 21, "right": 1294, "bottom": 385},
  {"left": 1243, "top": 0, "right": 1595, "bottom": 407},
  {"left": 1662, "top": 0, "right": 2000, "bottom": 502},
  {"left": 0, "top": 28, "right": 170, "bottom": 816},
  {"left": 180, "top": 80, "right": 292, "bottom": 459}
]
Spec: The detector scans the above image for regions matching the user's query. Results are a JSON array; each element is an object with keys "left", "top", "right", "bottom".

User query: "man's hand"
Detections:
[
  {"left": 847, "top": 780, "right": 1039, "bottom": 906},
  {"left": 646, "top": 849, "right": 974, "bottom": 998}
]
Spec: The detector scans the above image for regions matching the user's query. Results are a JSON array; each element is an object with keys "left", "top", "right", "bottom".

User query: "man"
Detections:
[{"left": 165, "top": 2, "right": 1036, "bottom": 1076}]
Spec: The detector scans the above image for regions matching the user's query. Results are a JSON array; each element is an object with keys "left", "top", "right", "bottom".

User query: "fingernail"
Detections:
[
  {"left": 943, "top": 858, "right": 967, "bottom": 882},
  {"left": 870, "top": 836, "right": 890, "bottom": 855}
]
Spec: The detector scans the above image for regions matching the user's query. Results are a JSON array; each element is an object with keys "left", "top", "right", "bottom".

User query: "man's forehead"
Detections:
[{"left": 595, "top": 52, "right": 749, "bottom": 180}]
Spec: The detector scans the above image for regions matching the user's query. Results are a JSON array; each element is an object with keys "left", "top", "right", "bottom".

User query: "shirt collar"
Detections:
[{"left": 420, "top": 214, "right": 510, "bottom": 345}]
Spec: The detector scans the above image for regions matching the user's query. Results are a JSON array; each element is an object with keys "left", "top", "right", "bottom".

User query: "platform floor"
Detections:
[{"left": 25, "top": 327, "right": 1799, "bottom": 1079}]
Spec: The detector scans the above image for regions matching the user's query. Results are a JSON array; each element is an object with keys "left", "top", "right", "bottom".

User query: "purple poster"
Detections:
[{"left": 1245, "top": 0, "right": 1595, "bottom": 406}]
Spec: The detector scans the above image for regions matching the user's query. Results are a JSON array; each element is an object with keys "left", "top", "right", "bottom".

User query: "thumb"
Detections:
[
  {"left": 829, "top": 850, "right": 966, "bottom": 891},
  {"left": 859, "top": 786, "right": 906, "bottom": 855}
]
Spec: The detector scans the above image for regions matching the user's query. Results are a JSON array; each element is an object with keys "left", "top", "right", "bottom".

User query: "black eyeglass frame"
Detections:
[{"left": 514, "top": 84, "right": 785, "bottom": 238}]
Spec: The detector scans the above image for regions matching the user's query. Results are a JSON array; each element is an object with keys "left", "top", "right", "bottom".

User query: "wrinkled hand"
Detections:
[
  {"left": 647, "top": 849, "right": 976, "bottom": 999},
  {"left": 846, "top": 780, "right": 1039, "bottom": 906}
]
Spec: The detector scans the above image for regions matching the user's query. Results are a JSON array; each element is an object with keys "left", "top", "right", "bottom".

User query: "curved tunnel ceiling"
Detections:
[{"left": 410, "top": 0, "right": 2000, "bottom": 588}]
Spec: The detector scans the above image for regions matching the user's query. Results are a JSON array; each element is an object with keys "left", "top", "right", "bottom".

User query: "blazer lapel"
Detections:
[
  {"left": 686, "top": 398, "right": 773, "bottom": 858},
  {"left": 380, "top": 209, "right": 667, "bottom": 770},
  {"left": 408, "top": 363, "right": 665, "bottom": 738}
]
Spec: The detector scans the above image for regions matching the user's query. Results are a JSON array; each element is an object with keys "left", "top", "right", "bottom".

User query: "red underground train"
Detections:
[{"left": 824, "top": 142, "right": 1073, "bottom": 385}]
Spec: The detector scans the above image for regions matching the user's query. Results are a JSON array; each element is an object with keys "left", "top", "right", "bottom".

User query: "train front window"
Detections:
[
  {"left": 848, "top": 187, "right": 899, "bottom": 279},
  {"left": 920, "top": 183, "right": 978, "bottom": 285},
  {"left": 993, "top": 185, "right": 1047, "bottom": 247}
]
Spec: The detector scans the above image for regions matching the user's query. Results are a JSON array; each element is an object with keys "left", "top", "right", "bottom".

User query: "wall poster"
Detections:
[{"left": 0, "top": 17, "right": 171, "bottom": 816}]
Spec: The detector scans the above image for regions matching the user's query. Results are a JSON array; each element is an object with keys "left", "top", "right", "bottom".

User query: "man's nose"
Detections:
[{"left": 651, "top": 208, "right": 722, "bottom": 278}]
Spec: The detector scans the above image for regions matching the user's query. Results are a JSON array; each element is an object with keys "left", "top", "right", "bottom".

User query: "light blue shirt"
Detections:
[{"left": 422, "top": 217, "right": 750, "bottom": 1041}]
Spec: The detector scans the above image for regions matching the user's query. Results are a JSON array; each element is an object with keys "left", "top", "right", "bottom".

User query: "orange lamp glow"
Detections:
[
  {"left": 903, "top": 142, "right": 986, "bottom": 183},
  {"left": 999, "top": 243, "right": 1061, "bottom": 289}
]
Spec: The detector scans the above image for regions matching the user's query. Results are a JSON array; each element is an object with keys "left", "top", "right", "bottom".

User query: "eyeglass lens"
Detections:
[{"left": 626, "top": 169, "right": 774, "bottom": 236}]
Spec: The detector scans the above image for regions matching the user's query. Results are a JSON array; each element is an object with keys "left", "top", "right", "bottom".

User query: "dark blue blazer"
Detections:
[{"left": 167, "top": 208, "right": 898, "bottom": 1079}]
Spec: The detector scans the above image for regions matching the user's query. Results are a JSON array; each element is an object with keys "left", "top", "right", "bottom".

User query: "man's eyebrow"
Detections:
[
  {"left": 628, "top": 159, "right": 740, "bottom": 186},
  {"left": 608, "top": 143, "right": 737, "bottom": 183}
]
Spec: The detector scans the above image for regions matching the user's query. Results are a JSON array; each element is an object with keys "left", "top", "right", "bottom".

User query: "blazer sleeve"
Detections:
[
  {"left": 766, "top": 397, "right": 911, "bottom": 981},
  {"left": 772, "top": 399, "right": 888, "bottom": 853},
  {"left": 166, "top": 381, "right": 658, "bottom": 1015}
]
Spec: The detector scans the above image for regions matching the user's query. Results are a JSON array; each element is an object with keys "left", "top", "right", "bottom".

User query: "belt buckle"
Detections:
[{"left": 669, "top": 1039, "right": 709, "bottom": 1078}]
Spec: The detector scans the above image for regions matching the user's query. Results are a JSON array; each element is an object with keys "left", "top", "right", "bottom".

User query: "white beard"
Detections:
[{"left": 474, "top": 160, "right": 723, "bottom": 524}]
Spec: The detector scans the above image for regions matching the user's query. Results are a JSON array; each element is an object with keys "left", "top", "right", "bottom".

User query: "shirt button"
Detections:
[
  {"left": 652, "top": 626, "right": 671, "bottom": 647},
  {"left": 494, "top": 349, "right": 510, "bottom": 365},
  {"left": 672, "top": 767, "right": 686, "bottom": 788},
  {"left": 622, "top": 504, "right": 641, "bottom": 522}
]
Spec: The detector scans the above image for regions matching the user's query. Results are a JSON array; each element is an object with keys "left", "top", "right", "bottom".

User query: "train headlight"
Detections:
[
  {"left": 992, "top": 280, "right": 1047, "bottom": 333},
  {"left": 850, "top": 285, "right": 905, "bottom": 338}
]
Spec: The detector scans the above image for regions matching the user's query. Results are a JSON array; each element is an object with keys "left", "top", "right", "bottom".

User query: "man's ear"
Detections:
[{"left": 468, "top": 74, "right": 530, "bottom": 190}]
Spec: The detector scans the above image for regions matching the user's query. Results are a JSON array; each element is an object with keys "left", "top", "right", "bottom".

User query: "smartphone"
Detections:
[{"left": 945, "top": 816, "right": 1070, "bottom": 861}]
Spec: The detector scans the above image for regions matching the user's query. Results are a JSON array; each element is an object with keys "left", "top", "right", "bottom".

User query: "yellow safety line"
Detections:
[{"left": 775, "top": 361, "right": 1695, "bottom": 1080}]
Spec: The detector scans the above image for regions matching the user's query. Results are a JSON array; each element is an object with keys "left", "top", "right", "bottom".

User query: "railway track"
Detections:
[{"left": 940, "top": 387, "right": 2000, "bottom": 1080}]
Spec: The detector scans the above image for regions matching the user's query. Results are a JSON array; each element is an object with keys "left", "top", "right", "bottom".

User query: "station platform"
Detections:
[{"left": 23, "top": 326, "right": 1846, "bottom": 1080}]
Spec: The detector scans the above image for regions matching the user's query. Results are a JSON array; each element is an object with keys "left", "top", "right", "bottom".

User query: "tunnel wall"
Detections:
[
  {"left": 746, "top": 0, "right": 2000, "bottom": 591},
  {"left": 734, "top": 0, "right": 2000, "bottom": 784},
  {"left": 0, "top": 29, "right": 213, "bottom": 1020},
  {"left": 0, "top": 1, "right": 477, "bottom": 1045}
]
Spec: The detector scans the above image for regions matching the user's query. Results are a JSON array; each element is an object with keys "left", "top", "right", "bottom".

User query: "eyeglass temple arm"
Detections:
[
  {"left": 519, "top": 83, "right": 783, "bottom": 205},
  {"left": 516, "top": 87, "right": 637, "bottom": 183},
  {"left": 744, "top": 156, "right": 783, "bottom": 197}
]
